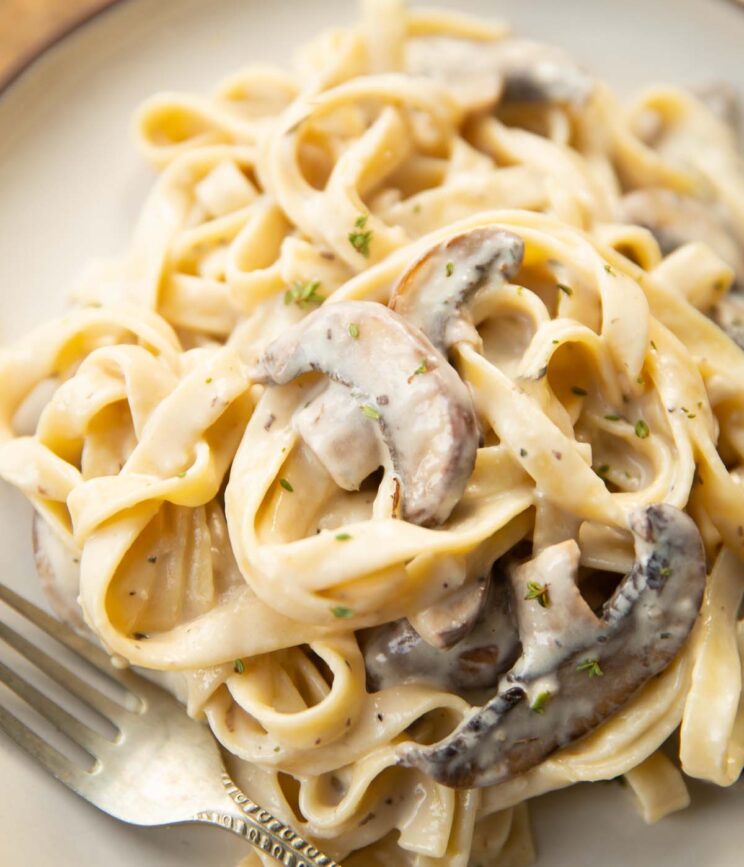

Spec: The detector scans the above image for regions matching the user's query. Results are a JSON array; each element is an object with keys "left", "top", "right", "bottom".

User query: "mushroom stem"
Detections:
[
  {"left": 257, "top": 300, "right": 478, "bottom": 527},
  {"left": 398, "top": 504, "right": 706, "bottom": 788}
]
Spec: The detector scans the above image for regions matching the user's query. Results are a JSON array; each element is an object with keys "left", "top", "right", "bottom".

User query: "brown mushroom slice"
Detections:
[
  {"left": 390, "top": 228, "right": 525, "bottom": 354},
  {"left": 712, "top": 292, "right": 744, "bottom": 349},
  {"left": 694, "top": 82, "right": 741, "bottom": 139},
  {"left": 398, "top": 504, "right": 706, "bottom": 788},
  {"left": 494, "top": 40, "right": 594, "bottom": 107},
  {"left": 410, "top": 574, "right": 491, "bottom": 650},
  {"left": 294, "top": 382, "right": 381, "bottom": 491},
  {"left": 257, "top": 300, "right": 478, "bottom": 527},
  {"left": 363, "top": 575, "right": 520, "bottom": 694},
  {"left": 32, "top": 513, "right": 85, "bottom": 631},
  {"left": 620, "top": 188, "right": 744, "bottom": 280}
]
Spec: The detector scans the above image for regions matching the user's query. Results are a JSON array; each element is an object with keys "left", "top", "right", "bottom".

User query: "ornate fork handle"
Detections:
[{"left": 196, "top": 773, "right": 342, "bottom": 866}]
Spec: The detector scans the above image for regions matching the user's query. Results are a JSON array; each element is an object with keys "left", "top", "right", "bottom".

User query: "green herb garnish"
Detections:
[
  {"left": 445, "top": 261, "right": 454, "bottom": 277},
  {"left": 348, "top": 322, "right": 360, "bottom": 339},
  {"left": 233, "top": 659, "right": 245, "bottom": 674},
  {"left": 531, "top": 691, "right": 552, "bottom": 714},
  {"left": 335, "top": 532, "right": 352, "bottom": 541},
  {"left": 525, "top": 581, "right": 550, "bottom": 608},
  {"left": 634, "top": 420, "right": 650, "bottom": 439},
  {"left": 284, "top": 278, "right": 325, "bottom": 308},
  {"left": 348, "top": 214, "right": 373, "bottom": 257},
  {"left": 571, "top": 386, "right": 588, "bottom": 396},
  {"left": 331, "top": 606, "right": 354, "bottom": 618},
  {"left": 279, "top": 478, "right": 294, "bottom": 492},
  {"left": 577, "top": 658, "right": 603, "bottom": 677},
  {"left": 557, "top": 283, "right": 574, "bottom": 296},
  {"left": 361, "top": 404, "right": 381, "bottom": 420},
  {"left": 604, "top": 414, "right": 621, "bottom": 421},
  {"left": 604, "top": 264, "right": 616, "bottom": 276}
]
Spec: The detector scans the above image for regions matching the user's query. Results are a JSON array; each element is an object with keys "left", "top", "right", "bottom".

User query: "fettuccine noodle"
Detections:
[{"left": 2, "top": 1, "right": 744, "bottom": 864}]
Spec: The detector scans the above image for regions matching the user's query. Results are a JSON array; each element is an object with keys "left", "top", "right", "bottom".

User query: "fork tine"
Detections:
[
  {"left": 0, "top": 703, "right": 85, "bottom": 789},
  {"left": 0, "top": 582, "right": 112, "bottom": 672},
  {"left": 0, "top": 620, "right": 130, "bottom": 723},
  {"left": 0, "top": 659, "right": 105, "bottom": 756}
]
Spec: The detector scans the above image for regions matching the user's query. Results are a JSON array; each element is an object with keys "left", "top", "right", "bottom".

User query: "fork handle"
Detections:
[{"left": 195, "top": 772, "right": 342, "bottom": 867}]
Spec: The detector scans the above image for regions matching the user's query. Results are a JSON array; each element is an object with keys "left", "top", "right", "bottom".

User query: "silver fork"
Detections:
[{"left": 0, "top": 582, "right": 340, "bottom": 867}]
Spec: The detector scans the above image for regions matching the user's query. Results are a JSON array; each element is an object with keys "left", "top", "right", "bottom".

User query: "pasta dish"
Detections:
[{"left": 2, "top": 0, "right": 744, "bottom": 863}]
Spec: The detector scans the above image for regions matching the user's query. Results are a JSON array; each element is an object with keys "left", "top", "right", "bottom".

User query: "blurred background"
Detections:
[
  {"left": 0, "top": 0, "right": 115, "bottom": 86},
  {"left": 2, "top": 0, "right": 743, "bottom": 91}
]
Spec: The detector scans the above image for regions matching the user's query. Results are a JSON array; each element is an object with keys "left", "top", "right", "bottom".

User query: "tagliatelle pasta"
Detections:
[{"left": 2, "top": 0, "right": 744, "bottom": 863}]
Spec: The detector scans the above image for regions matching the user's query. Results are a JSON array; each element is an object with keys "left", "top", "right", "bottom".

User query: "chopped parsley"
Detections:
[
  {"left": 571, "top": 386, "right": 588, "bottom": 396},
  {"left": 660, "top": 566, "right": 672, "bottom": 578},
  {"left": 525, "top": 581, "right": 550, "bottom": 608},
  {"left": 361, "top": 404, "right": 381, "bottom": 420},
  {"left": 279, "top": 478, "right": 294, "bottom": 492},
  {"left": 557, "top": 283, "right": 574, "bottom": 296},
  {"left": 348, "top": 322, "right": 360, "bottom": 339},
  {"left": 531, "top": 691, "right": 552, "bottom": 714},
  {"left": 284, "top": 278, "right": 325, "bottom": 308},
  {"left": 445, "top": 260, "right": 455, "bottom": 277},
  {"left": 604, "top": 414, "right": 621, "bottom": 421},
  {"left": 596, "top": 464, "right": 610, "bottom": 477},
  {"left": 604, "top": 264, "right": 616, "bottom": 276},
  {"left": 233, "top": 659, "right": 245, "bottom": 674},
  {"left": 520, "top": 448, "right": 528, "bottom": 458},
  {"left": 205, "top": 377, "right": 213, "bottom": 384},
  {"left": 634, "top": 419, "right": 650, "bottom": 439},
  {"left": 331, "top": 606, "right": 354, "bottom": 618},
  {"left": 412, "top": 360, "right": 428, "bottom": 376},
  {"left": 348, "top": 214, "right": 373, "bottom": 257},
  {"left": 335, "top": 532, "right": 352, "bottom": 541},
  {"left": 577, "top": 658, "right": 603, "bottom": 677}
]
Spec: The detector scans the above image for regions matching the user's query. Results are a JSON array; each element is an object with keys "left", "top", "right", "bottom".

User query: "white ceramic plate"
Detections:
[{"left": 1, "top": 1, "right": 744, "bottom": 864}]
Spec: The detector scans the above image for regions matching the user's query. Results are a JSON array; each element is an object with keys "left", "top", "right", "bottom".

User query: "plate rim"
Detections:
[
  {"left": 0, "top": 0, "right": 127, "bottom": 98},
  {"left": 2, "top": 0, "right": 742, "bottom": 104}
]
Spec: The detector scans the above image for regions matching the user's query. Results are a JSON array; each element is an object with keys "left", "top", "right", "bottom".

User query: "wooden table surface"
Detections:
[{"left": 0, "top": 0, "right": 118, "bottom": 89}]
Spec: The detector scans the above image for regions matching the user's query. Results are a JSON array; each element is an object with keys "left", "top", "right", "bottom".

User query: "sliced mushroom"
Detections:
[
  {"left": 398, "top": 504, "right": 706, "bottom": 788},
  {"left": 694, "top": 82, "right": 741, "bottom": 139},
  {"left": 620, "top": 188, "right": 744, "bottom": 346},
  {"left": 410, "top": 574, "right": 491, "bottom": 650},
  {"left": 712, "top": 292, "right": 744, "bottom": 349},
  {"left": 620, "top": 188, "right": 744, "bottom": 281},
  {"left": 363, "top": 574, "right": 520, "bottom": 694},
  {"left": 257, "top": 300, "right": 478, "bottom": 527},
  {"left": 405, "top": 37, "right": 592, "bottom": 113},
  {"left": 32, "top": 513, "right": 86, "bottom": 631},
  {"left": 294, "top": 381, "right": 381, "bottom": 491},
  {"left": 493, "top": 40, "right": 594, "bottom": 107},
  {"left": 390, "top": 227, "right": 525, "bottom": 354}
]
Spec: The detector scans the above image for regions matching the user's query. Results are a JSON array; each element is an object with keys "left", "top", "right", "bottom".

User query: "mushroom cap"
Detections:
[
  {"left": 390, "top": 227, "right": 525, "bottom": 353},
  {"left": 620, "top": 188, "right": 744, "bottom": 281},
  {"left": 397, "top": 504, "right": 706, "bottom": 788},
  {"left": 258, "top": 300, "right": 479, "bottom": 527},
  {"left": 362, "top": 573, "right": 520, "bottom": 694}
]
